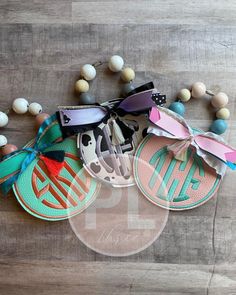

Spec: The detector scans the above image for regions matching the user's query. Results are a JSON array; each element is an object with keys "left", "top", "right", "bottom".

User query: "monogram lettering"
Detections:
[
  {"left": 149, "top": 147, "right": 204, "bottom": 202},
  {"left": 32, "top": 153, "right": 90, "bottom": 210}
]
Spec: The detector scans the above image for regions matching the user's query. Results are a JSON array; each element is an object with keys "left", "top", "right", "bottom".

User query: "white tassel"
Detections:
[{"left": 109, "top": 118, "right": 125, "bottom": 145}]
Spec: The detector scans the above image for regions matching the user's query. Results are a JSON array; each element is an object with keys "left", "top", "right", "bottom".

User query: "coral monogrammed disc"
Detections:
[
  {"left": 13, "top": 138, "right": 99, "bottom": 220},
  {"left": 134, "top": 134, "right": 221, "bottom": 210},
  {"left": 78, "top": 99, "right": 148, "bottom": 187}
]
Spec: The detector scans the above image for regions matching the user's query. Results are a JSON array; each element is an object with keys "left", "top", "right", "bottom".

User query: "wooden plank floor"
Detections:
[{"left": 0, "top": 1, "right": 236, "bottom": 294}]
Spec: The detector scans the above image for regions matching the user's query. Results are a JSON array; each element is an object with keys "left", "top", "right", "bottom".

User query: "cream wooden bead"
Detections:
[
  {"left": 216, "top": 107, "right": 230, "bottom": 120},
  {"left": 29, "top": 102, "right": 42, "bottom": 116},
  {"left": 108, "top": 55, "right": 124, "bottom": 72},
  {"left": 178, "top": 88, "right": 191, "bottom": 102},
  {"left": 75, "top": 79, "right": 89, "bottom": 93},
  {"left": 191, "top": 82, "right": 206, "bottom": 98},
  {"left": 121, "top": 67, "right": 135, "bottom": 82},
  {"left": 12, "top": 98, "right": 29, "bottom": 114},
  {"left": 0, "top": 111, "right": 9, "bottom": 127},
  {"left": 211, "top": 92, "right": 229, "bottom": 108},
  {"left": 81, "top": 64, "right": 96, "bottom": 81},
  {"left": 0, "top": 135, "right": 7, "bottom": 147}
]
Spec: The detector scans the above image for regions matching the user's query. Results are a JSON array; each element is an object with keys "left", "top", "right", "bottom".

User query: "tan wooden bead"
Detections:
[
  {"left": 178, "top": 88, "right": 191, "bottom": 102},
  {"left": 211, "top": 92, "right": 229, "bottom": 108},
  {"left": 29, "top": 102, "right": 42, "bottom": 116},
  {"left": 216, "top": 107, "right": 230, "bottom": 120},
  {"left": 191, "top": 82, "right": 206, "bottom": 98},
  {"left": 75, "top": 79, "right": 89, "bottom": 93},
  {"left": 121, "top": 67, "right": 135, "bottom": 82}
]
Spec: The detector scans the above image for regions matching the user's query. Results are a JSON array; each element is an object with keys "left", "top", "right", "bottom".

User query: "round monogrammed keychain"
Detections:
[
  {"left": 0, "top": 99, "right": 100, "bottom": 221},
  {"left": 134, "top": 82, "right": 236, "bottom": 210}
]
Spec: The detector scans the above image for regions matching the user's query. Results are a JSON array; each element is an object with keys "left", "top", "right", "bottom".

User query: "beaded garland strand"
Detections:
[
  {"left": 0, "top": 55, "right": 162, "bottom": 157},
  {"left": 0, "top": 98, "right": 50, "bottom": 156},
  {"left": 168, "top": 82, "right": 230, "bottom": 135},
  {"left": 74, "top": 55, "right": 136, "bottom": 105}
]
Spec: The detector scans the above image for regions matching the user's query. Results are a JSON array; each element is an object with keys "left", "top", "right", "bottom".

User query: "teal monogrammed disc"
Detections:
[{"left": 13, "top": 138, "right": 99, "bottom": 221}]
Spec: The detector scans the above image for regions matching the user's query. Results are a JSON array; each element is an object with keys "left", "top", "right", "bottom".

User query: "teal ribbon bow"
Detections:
[{"left": 0, "top": 114, "right": 63, "bottom": 195}]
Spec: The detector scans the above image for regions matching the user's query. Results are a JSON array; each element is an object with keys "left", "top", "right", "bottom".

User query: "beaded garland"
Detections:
[
  {"left": 0, "top": 98, "right": 50, "bottom": 156},
  {"left": 168, "top": 82, "right": 230, "bottom": 135},
  {"left": 74, "top": 55, "right": 137, "bottom": 105}
]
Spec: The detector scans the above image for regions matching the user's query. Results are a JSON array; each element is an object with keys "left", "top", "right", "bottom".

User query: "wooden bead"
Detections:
[
  {"left": 210, "top": 119, "right": 227, "bottom": 135},
  {"left": 169, "top": 102, "right": 185, "bottom": 116},
  {"left": 108, "top": 55, "right": 124, "bottom": 72},
  {"left": 0, "top": 111, "right": 9, "bottom": 127},
  {"left": 29, "top": 102, "right": 42, "bottom": 116},
  {"left": 211, "top": 92, "right": 229, "bottom": 108},
  {"left": 191, "top": 82, "right": 206, "bottom": 98},
  {"left": 35, "top": 113, "right": 50, "bottom": 127},
  {"left": 12, "top": 98, "right": 29, "bottom": 114},
  {"left": 2, "top": 144, "right": 18, "bottom": 155},
  {"left": 75, "top": 79, "right": 89, "bottom": 93},
  {"left": 81, "top": 64, "right": 96, "bottom": 81},
  {"left": 0, "top": 135, "right": 7, "bottom": 147},
  {"left": 216, "top": 107, "right": 230, "bottom": 120},
  {"left": 121, "top": 83, "right": 135, "bottom": 97},
  {"left": 121, "top": 67, "right": 135, "bottom": 82},
  {"left": 178, "top": 88, "right": 191, "bottom": 102},
  {"left": 79, "top": 93, "right": 96, "bottom": 105}
]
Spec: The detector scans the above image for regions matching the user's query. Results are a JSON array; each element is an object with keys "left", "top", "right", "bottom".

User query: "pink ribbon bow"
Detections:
[{"left": 149, "top": 106, "right": 236, "bottom": 175}]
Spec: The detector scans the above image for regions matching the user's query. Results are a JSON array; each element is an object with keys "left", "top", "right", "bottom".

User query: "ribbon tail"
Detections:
[
  {"left": 225, "top": 151, "right": 236, "bottom": 169},
  {"left": 40, "top": 150, "right": 65, "bottom": 177},
  {"left": 195, "top": 134, "right": 236, "bottom": 170},
  {"left": 149, "top": 107, "right": 191, "bottom": 138},
  {"left": 117, "top": 89, "right": 156, "bottom": 112},
  {"left": 226, "top": 161, "right": 236, "bottom": 170},
  {"left": 0, "top": 150, "right": 37, "bottom": 195}
]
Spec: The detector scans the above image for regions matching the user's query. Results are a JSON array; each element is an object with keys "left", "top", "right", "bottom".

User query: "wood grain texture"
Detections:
[
  {"left": 0, "top": 260, "right": 236, "bottom": 295},
  {"left": 72, "top": 1, "right": 236, "bottom": 25},
  {"left": 0, "top": 1, "right": 72, "bottom": 24},
  {"left": 0, "top": 1, "right": 236, "bottom": 294}
]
